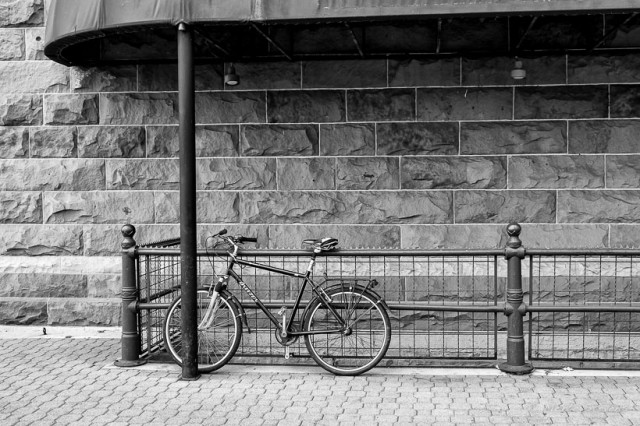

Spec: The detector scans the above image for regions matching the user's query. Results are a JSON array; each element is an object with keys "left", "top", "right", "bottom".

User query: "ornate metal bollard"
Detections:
[
  {"left": 499, "top": 223, "right": 534, "bottom": 374},
  {"left": 114, "top": 224, "right": 146, "bottom": 367}
]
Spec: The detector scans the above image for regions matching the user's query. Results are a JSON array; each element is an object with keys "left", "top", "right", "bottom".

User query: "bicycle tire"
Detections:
[
  {"left": 303, "top": 284, "right": 391, "bottom": 376},
  {"left": 163, "top": 288, "right": 242, "bottom": 373}
]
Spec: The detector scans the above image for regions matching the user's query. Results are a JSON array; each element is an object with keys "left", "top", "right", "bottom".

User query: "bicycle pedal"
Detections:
[{"left": 284, "top": 346, "right": 290, "bottom": 360}]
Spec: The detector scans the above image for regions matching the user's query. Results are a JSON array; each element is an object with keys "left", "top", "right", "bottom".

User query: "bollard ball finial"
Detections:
[
  {"left": 505, "top": 222, "right": 524, "bottom": 253},
  {"left": 121, "top": 224, "right": 137, "bottom": 250},
  {"left": 506, "top": 223, "right": 521, "bottom": 237},
  {"left": 121, "top": 224, "right": 136, "bottom": 238}
]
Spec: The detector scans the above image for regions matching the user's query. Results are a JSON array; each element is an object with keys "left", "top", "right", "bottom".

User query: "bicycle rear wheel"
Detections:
[
  {"left": 163, "top": 289, "right": 242, "bottom": 373},
  {"left": 303, "top": 285, "right": 391, "bottom": 376}
]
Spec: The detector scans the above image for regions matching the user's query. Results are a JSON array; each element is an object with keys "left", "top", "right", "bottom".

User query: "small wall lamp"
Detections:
[
  {"left": 224, "top": 63, "right": 239, "bottom": 86},
  {"left": 510, "top": 58, "right": 526, "bottom": 80}
]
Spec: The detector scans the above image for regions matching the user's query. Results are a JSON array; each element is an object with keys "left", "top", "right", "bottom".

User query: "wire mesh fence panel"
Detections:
[
  {"left": 136, "top": 249, "right": 500, "bottom": 365},
  {"left": 130, "top": 238, "right": 640, "bottom": 367},
  {"left": 378, "top": 255, "right": 499, "bottom": 361},
  {"left": 528, "top": 255, "right": 640, "bottom": 362},
  {"left": 138, "top": 253, "right": 180, "bottom": 357}
]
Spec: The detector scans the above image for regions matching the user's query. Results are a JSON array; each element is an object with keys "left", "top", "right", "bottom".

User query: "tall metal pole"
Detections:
[{"left": 178, "top": 22, "right": 199, "bottom": 380}]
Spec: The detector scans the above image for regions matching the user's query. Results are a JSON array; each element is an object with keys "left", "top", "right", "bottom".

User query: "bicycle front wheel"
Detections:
[
  {"left": 303, "top": 285, "right": 391, "bottom": 376},
  {"left": 163, "top": 289, "right": 242, "bottom": 373}
]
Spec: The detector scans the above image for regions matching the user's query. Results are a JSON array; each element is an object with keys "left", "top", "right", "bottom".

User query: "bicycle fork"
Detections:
[
  {"left": 199, "top": 274, "right": 227, "bottom": 330},
  {"left": 199, "top": 290, "right": 219, "bottom": 330}
]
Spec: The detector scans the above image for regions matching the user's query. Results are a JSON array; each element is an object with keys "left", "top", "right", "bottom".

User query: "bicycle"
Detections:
[{"left": 162, "top": 230, "right": 391, "bottom": 376}]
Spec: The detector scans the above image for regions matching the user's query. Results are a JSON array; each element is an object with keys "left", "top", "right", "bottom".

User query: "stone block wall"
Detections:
[{"left": 2, "top": 1, "right": 640, "bottom": 325}]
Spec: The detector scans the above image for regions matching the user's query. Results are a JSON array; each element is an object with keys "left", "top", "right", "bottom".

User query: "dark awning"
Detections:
[{"left": 45, "top": 0, "right": 640, "bottom": 66}]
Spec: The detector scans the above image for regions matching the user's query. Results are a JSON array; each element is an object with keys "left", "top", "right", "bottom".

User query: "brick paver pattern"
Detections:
[{"left": 1, "top": 338, "right": 640, "bottom": 425}]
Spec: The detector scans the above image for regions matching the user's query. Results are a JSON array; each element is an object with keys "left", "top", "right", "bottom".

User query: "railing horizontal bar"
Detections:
[
  {"left": 390, "top": 304, "right": 503, "bottom": 312},
  {"left": 137, "top": 301, "right": 503, "bottom": 313},
  {"left": 528, "top": 305, "right": 640, "bottom": 313},
  {"left": 527, "top": 249, "right": 639, "bottom": 256},
  {"left": 136, "top": 247, "right": 640, "bottom": 257},
  {"left": 237, "top": 302, "right": 503, "bottom": 312},
  {"left": 139, "top": 302, "right": 640, "bottom": 313},
  {"left": 138, "top": 303, "right": 171, "bottom": 310},
  {"left": 136, "top": 247, "right": 505, "bottom": 257}
]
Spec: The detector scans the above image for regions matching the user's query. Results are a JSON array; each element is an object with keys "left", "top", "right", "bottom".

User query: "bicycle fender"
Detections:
[{"left": 311, "top": 283, "right": 390, "bottom": 313}]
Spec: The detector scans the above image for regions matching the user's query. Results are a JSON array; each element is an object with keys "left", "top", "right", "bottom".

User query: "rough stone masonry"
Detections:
[{"left": 1, "top": 1, "right": 640, "bottom": 325}]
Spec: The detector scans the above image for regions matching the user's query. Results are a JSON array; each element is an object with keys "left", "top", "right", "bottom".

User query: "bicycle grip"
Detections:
[
  {"left": 218, "top": 229, "right": 227, "bottom": 236},
  {"left": 240, "top": 237, "right": 258, "bottom": 243}
]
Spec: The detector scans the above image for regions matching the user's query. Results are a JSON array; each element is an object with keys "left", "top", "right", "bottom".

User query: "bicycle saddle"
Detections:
[{"left": 302, "top": 238, "right": 339, "bottom": 251}]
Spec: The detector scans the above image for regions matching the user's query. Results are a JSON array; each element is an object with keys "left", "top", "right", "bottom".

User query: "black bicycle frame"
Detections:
[{"left": 215, "top": 254, "right": 347, "bottom": 336}]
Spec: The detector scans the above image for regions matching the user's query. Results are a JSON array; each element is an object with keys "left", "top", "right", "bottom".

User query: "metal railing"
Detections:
[
  {"left": 115, "top": 223, "right": 640, "bottom": 371},
  {"left": 527, "top": 251, "right": 640, "bottom": 366}
]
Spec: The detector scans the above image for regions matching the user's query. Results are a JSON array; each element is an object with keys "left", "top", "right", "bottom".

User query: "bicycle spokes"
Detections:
[
  {"left": 303, "top": 287, "right": 391, "bottom": 375},
  {"left": 163, "top": 289, "right": 242, "bottom": 373}
]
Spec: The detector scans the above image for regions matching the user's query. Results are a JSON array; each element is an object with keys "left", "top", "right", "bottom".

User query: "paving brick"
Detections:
[{"left": 3, "top": 339, "right": 640, "bottom": 424}]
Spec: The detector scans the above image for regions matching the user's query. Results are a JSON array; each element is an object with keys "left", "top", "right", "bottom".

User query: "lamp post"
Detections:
[{"left": 178, "top": 22, "right": 199, "bottom": 381}]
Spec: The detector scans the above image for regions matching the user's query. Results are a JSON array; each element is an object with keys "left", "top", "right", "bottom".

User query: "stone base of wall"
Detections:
[{"left": 0, "top": 297, "right": 120, "bottom": 325}]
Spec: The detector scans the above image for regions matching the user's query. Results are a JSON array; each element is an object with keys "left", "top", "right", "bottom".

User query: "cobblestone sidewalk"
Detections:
[{"left": 2, "top": 338, "right": 640, "bottom": 425}]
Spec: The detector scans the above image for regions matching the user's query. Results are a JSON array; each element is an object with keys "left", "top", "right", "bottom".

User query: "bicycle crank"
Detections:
[{"left": 275, "top": 322, "right": 300, "bottom": 347}]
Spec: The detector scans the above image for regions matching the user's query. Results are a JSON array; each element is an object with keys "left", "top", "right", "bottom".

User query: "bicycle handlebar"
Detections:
[{"left": 214, "top": 231, "right": 257, "bottom": 246}]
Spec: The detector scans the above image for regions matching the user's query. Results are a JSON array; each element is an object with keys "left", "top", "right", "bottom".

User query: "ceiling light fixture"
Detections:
[
  {"left": 224, "top": 63, "right": 239, "bottom": 86},
  {"left": 510, "top": 57, "right": 526, "bottom": 80}
]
